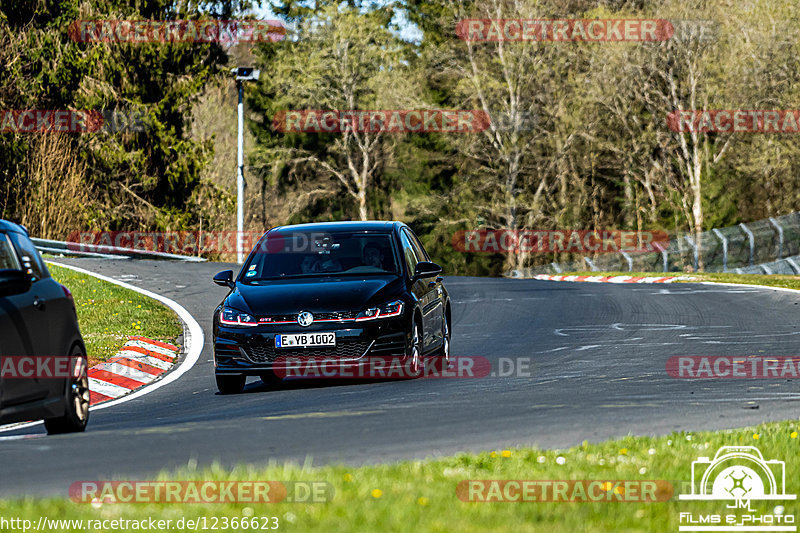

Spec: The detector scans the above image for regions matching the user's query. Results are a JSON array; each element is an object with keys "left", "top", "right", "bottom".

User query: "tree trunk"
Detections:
[{"left": 358, "top": 190, "right": 367, "bottom": 221}]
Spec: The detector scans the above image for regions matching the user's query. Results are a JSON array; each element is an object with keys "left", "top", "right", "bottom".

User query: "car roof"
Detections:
[
  {"left": 268, "top": 221, "right": 402, "bottom": 234},
  {"left": 0, "top": 220, "right": 28, "bottom": 235}
]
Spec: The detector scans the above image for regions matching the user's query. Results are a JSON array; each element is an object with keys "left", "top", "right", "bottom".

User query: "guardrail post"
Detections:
[
  {"left": 739, "top": 223, "right": 755, "bottom": 266},
  {"left": 711, "top": 228, "right": 728, "bottom": 272},
  {"left": 584, "top": 257, "right": 599, "bottom": 271},
  {"left": 620, "top": 251, "right": 633, "bottom": 272},
  {"left": 683, "top": 235, "right": 699, "bottom": 272},
  {"left": 769, "top": 217, "right": 784, "bottom": 259},
  {"left": 652, "top": 241, "right": 668, "bottom": 272}
]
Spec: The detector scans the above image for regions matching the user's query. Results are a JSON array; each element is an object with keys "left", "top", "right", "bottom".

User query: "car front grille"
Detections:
[
  {"left": 243, "top": 340, "right": 372, "bottom": 364},
  {"left": 259, "top": 311, "right": 358, "bottom": 324},
  {"left": 316, "top": 311, "right": 358, "bottom": 321}
]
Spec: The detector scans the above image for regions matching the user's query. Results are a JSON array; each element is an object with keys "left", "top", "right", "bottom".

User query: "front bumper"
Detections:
[{"left": 214, "top": 317, "right": 408, "bottom": 375}]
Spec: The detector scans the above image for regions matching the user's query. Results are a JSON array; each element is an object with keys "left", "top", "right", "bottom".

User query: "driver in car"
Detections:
[
  {"left": 300, "top": 254, "right": 318, "bottom": 274},
  {"left": 301, "top": 253, "right": 342, "bottom": 273},
  {"left": 363, "top": 243, "right": 384, "bottom": 269}
]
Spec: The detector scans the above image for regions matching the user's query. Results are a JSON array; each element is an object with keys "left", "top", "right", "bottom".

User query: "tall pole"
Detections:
[{"left": 236, "top": 80, "right": 244, "bottom": 264}]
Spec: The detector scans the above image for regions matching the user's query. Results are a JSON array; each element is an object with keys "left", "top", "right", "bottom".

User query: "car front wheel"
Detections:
[
  {"left": 260, "top": 372, "right": 284, "bottom": 387},
  {"left": 434, "top": 313, "right": 451, "bottom": 370},
  {"left": 216, "top": 374, "right": 246, "bottom": 394},
  {"left": 44, "top": 348, "right": 90, "bottom": 435},
  {"left": 405, "top": 321, "right": 422, "bottom": 378}
]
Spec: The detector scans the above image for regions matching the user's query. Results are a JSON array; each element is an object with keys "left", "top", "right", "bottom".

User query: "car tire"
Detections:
[
  {"left": 44, "top": 347, "right": 90, "bottom": 435},
  {"left": 433, "top": 313, "right": 451, "bottom": 371},
  {"left": 216, "top": 374, "right": 246, "bottom": 394},
  {"left": 405, "top": 321, "right": 423, "bottom": 378},
  {"left": 259, "top": 372, "right": 283, "bottom": 386}
]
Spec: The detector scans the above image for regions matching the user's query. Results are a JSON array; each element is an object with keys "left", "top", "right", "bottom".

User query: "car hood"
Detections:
[{"left": 226, "top": 275, "right": 404, "bottom": 315}]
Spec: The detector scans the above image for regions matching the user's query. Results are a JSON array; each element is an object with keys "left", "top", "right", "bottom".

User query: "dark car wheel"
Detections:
[
  {"left": 405, "top": 321, "right": 422, "bottom": 378},
  {"left": 434, "top": 313, "right": 451, "bottom": 370},
  {"left": 44, "top": 347, "right": 90, "bottom": 435},
  {"left": 216, "top": 374, "right": 246, "bottom": 394},
  {"left": 259, "top": 372, "right": 283, "bottom": 386}
]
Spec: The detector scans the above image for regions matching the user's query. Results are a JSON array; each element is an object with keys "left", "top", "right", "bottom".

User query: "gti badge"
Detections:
[{"left": 297, "top": 311, "right": 314, "bottom": 327}]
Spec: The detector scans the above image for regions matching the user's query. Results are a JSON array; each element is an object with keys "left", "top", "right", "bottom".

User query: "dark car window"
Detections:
[
  {"left": 398, "top": 229, "right": 420, "bottom": 277},
  {"left": 405, "top": 228, "right": 431, "bottom": 262},
  {"left": 0, "top": 233, "right": 22, "bottom": 271},
  {"left": 8, "top": 232, "right": 48, "bottom": 281},
  {"left": 243, "top": 231, "right": 399, "bottom": 281}
]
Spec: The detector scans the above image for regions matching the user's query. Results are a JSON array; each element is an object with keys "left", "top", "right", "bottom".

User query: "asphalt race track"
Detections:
[{"left": 2, "top": 258, "right": 800, "bottom": 497}]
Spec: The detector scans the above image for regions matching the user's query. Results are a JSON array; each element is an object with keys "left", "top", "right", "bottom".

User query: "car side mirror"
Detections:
[
  {"left": 213, "top": 270, "right": 235, "bottom": 289},
  {"left": 0, "top": 269, "right": 32, "bottom": 297},
  {"left": 412, "top": 261, "right": 443, "bottom": 281}
]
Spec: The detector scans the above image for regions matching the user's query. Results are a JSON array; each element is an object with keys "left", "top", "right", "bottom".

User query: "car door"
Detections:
[
  {"left": 406, "top": 228, "right": 444, "bottom": 348},
  {"left": 0, "top": 232, "right": 45, "bottom": 407},
  {"left": 399, "top": 228, "right": 438, "bottom": 352},
  {"left": 8, "top": 232, "right": 64, "bottom": 399}
]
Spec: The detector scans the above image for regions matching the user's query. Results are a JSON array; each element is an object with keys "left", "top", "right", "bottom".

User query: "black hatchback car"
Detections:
[
  {"left": 0, "top": 220, "right": 89, "bottom": 433},
  {"left": 212, "top": 221, "right": 451, "bottom": 394}
]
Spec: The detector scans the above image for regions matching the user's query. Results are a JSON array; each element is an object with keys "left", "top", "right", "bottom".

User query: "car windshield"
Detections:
[{"left": 242, "top": 231, "right": 399, "bottom": 281}]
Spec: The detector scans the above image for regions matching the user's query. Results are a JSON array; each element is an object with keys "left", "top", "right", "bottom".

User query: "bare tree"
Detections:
[
  {"left": 257, "top": 6, "right": 419, "bottom": 220},
  {"left": 434, "top": 0, "right": 566, "bottom": 271}
]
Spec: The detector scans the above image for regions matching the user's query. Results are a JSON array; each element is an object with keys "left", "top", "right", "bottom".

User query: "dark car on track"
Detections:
[
  {"left": 212, "top": 221, "right": 451, "bottom": 394},
  {"left": 0, "top": 220, "right": 89, "bottom": 433}
]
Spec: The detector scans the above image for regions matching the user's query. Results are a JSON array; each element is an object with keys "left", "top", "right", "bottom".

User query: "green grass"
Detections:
[
  {"left": 47, "top": 263, "right": 182, "bottom": 365},
  {"left": 691, "top": 272, "right": 800, "bottom": 290},
  {"left": 1, "top": 269, "right": 797, "bottom": 531},
  {"left": 1, "top": 422, "right": 798, "bottom": 532}
]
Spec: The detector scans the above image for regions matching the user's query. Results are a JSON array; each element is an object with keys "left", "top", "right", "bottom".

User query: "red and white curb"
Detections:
[
  {"left": 89, "top": 336, "right": 180, "bottom": 405},
  {"left": 533, "top": 274, "right": 692, "bottom": 284}
]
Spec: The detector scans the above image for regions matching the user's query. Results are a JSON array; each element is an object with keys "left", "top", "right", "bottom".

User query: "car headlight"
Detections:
[
  {"left": 220, "top": 307, "right": 258, "bottom": 327},
  {"left": 356, "top": 300, "right": 404, "bottom": 321}
]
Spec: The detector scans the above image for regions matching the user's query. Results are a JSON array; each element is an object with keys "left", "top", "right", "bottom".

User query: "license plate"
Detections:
[{"left": 275, "top": 332, "right": 336, "bottom": 348}]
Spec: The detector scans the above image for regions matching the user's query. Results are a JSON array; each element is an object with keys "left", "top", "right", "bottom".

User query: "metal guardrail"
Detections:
[
  {"left": 732, "top": 254, "right": 800, "bottom": 275},
  {"left": 510, "top": 212, "right": 800, "bottom": 276},
  {"left": 31, "top": 238, "right": 207, "bottom": 262}
]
